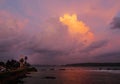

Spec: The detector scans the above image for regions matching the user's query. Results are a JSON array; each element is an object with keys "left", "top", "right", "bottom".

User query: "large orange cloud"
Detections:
[{"left": 59, "top": 14, "right": 94, "bottom": 45}]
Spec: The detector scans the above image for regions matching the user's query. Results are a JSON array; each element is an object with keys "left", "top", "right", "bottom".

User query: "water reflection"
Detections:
[{"left": 20, "top": 67, "right": 120, "bottom": 84}]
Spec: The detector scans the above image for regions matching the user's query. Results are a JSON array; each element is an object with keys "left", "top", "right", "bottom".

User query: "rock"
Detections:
[
  {"left": 49, "top": 68, "right": 55, "bottom": 71},
  {"left": 59, "top": 68, "right": 66, "bottom": 70},
  {"left": 42, "top": 76, "right": 56, "bottom": 79}
]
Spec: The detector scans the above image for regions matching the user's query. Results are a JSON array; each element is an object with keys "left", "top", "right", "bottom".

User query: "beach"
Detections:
[{"left": 21, "top": 67, "right": 120, "bottom": 84}]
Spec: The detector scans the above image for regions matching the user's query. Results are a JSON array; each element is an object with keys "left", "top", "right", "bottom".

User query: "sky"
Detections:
[{"left": 0, "top": 0, "right": 120, "bottom": 64}]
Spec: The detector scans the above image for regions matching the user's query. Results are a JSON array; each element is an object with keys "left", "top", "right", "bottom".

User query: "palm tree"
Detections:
[{"left": 25, "top": 56, "right": 28, "bottom": 64}]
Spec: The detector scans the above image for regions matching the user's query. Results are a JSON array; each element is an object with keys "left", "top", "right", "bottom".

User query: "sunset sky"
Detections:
[{"left": 0, "top": 0, "right": 120, "bottom": 64}]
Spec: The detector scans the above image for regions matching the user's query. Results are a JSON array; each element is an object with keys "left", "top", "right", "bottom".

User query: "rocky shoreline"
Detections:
[{"left": 0, "top": 67, "right": 37, "bottom": 84}]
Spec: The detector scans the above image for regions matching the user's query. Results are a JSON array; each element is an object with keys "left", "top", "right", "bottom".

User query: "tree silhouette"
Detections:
[
  {"left": 6, "top": 59, "right": 20, "bottom": 70},
  {"left": 25, "top": 56, "right": 28, "bottom": 64},
  {"left": 0, "top": 61, "right": 5, "bottom": 66}
]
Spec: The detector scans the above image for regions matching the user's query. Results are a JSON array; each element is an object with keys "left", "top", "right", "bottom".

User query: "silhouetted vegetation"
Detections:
[
  {"left": 0, "top": 56, "right": 31, "bottom": 72},
  {"left": 0, "top": 56, "right": 37, "bottom": 84},
  {"left": 24, "top": 56, "right": 28, "bottom": 64},
  {"left": 6, "top": 59, "right": 20, "bottom": 70},
  {"left": 0, "top": 62, "right": 5, "bottom": 67}
]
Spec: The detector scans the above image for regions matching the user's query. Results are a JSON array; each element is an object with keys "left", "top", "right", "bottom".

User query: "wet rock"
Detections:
[
  {"left": 49, "top": 68, "right": 55, "bottom": 71},
  {"left": 40, "top": 69, "right": 46, "bottom": 71},
  {"left": 42, "top": 76, "right": 56, "bottom": 79},
  {"left": 59, "top": 68, "right": 66, "bottom": 70}
]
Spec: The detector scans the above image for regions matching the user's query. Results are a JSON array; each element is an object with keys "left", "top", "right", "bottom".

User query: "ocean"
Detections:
[{"left": 20, "top": 67, "right": 120, "bottom": 84}]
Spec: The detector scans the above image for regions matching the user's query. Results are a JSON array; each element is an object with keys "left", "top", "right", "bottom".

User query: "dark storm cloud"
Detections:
[
  {"left": 93, "top": 51, "right": 120, "bottom": 62},
  {"left": 0, "top": 11, "right": 29, "bottom": 61},
  {"left": 0, "top": 35, "right": 28, "bottom": 61},
  {"left": 24, "top": 39, "right": 68, "bottom": 57},
  {"left": 0, "top": 15, "right": 69, "bottom": 62},
  {"left": 28, "top": 48, "right": 65, "bottom": 56},
  {"left": 0, "top": 36, "right": 25, "bottom": 52},
  {"left": 111, "top": 17, "right": 120, "bottom": 29},
  {"left": 81, "top": 40, "right": 109, "bottom": 53}
]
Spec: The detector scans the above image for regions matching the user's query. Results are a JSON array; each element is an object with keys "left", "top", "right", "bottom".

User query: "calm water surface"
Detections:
[{"left": 21, "top": 67, "right": 120, "bottom": 84}]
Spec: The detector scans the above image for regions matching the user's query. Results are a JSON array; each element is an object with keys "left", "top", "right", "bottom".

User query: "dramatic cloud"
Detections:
[
  {"left": 81, "top": 40, "right": 109, "bottom": 53},
  {"left": 0, "top": 11, "right": 29, "bottom": 61},
  {"left": 92, "top": 51, "right": 120, "bottom": 62},
  {"left": 0, "top": 0, "right": 120, "bottom": 64},
  {"left": 13, "top": 14, "right": 95, "bottom": 64},
  {"left": 111, "top": 17, "right": 120, "bottom": 29},
  {"left": 60, "top": 14, "right": 94, "bottom": 45}
]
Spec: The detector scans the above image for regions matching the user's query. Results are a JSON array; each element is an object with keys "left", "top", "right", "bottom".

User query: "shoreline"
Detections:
[{"left": 0, "top": 67, "right": 37, "bottom": 84}]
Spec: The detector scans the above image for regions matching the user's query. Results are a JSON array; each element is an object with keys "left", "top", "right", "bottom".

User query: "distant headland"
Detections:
[{"left": 64, "top": 63, "right": 120, "bottom": 67}]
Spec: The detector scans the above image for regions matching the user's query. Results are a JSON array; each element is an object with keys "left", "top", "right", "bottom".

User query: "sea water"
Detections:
[{"left": 20, "top": 67, "right": 120, "bottom": 84}]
